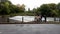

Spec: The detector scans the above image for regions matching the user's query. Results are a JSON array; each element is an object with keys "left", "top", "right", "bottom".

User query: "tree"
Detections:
[
  {"left": 16, "top": 4, "right": 25, "bottom": 13},
  {"left": 36, "top": 3, "right": 57, "bottom": 22},
  {"left": 36, "top": 3, "right": 58, "bottom": 17},
  {"left": 48, "top": 3, "right": 57, "bottom": 17},
  {"left": 57, "top": 3, "right": 60, "bottom": 17},
  {"left": 0, "top": 2, "right": 10, "bottom": 15},
  {"left": 0, "top": 0, "right": 25, "bottom": 23},
  {"left": 0, "top": 0, "right": 11, "bottom": 22},
  {"left": 32, "top": 8, "right": 41, "bottom": 16},
  {"left": 39, "top": 4, "right": 51, "bottom": 17},
  {"left": 57, "top": 3, "right": 60, "bottom": 21}
]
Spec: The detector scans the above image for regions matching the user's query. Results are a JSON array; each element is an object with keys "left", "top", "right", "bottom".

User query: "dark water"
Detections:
[{"left": 0, "top": 24, "right": 60, "bottom": 34}]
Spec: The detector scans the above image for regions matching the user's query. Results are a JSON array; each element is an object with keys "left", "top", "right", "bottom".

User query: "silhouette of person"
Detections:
[{"left": 44, "top": 15, "right": 46, "bottom": 22}]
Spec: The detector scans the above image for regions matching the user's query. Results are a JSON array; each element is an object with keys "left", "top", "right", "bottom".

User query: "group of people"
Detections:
[
  {"left": 35, "top": 15, "right": 42, "bottom": 22},
  {"left": 35, "top": 15, "right": 46, "bottom": 22}
]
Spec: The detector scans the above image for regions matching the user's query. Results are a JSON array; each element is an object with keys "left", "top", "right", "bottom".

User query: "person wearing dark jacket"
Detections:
[{"left": 44, "top": 15, "right": 46, "bottom": 22}]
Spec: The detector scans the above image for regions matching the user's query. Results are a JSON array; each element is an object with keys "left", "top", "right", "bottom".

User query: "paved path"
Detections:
[{"left": 0, "top": 24, "right": 60, "bottom": 34}]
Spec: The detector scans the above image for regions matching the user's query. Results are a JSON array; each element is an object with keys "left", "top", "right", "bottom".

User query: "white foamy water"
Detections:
[
  {"left": 9, "top": 16, "right": 60, "bottom": 22},
  {"left": 9, "top": 16, "right": 35, "bottom": 22}
]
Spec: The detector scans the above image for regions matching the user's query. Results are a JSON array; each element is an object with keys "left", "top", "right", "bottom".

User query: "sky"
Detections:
[{"left": 9, "top": 0, "right": 60, "bottom": 10}]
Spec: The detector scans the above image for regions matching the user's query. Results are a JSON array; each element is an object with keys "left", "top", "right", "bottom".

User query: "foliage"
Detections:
[
  {"left": 0, "top": 0, "right": 25, "bottom": 15},
  {"left": 34, "top": 3, "right": 60, "bottom": 17},
  {"left": 0, "top": 0, "right": 60, "bottom": 17}
]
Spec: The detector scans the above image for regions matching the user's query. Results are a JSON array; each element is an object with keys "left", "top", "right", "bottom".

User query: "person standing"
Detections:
[
  {"left": 39, "top": 15, "right": 42, "bottom": 22},
  {"left": 44, "top": 15, "right": 46, "bottom": 22}
]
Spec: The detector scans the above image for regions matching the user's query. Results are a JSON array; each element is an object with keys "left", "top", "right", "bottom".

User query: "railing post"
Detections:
[
  {"left": 54, "top": 17, "right": 56, "bottom": 22},
  {"left": 59, "top": 17, "right": 60, "bottom": 22},
  {"left": 22, "top": 16, "right": 24, "bottom": 23}
]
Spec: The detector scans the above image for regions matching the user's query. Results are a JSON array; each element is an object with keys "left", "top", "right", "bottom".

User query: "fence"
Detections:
[
  {"left": 0, "top": 16, "right": 60, "bottom": 23},
  {"left": 35, "top": 17, "right": 60, "bottom": 22},
  {"left": 9, "top": 16, "right": 60, "bottom": 23}
]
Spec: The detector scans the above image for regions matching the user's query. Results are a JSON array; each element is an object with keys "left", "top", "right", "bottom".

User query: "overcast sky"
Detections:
[{"left": 9, "top": 0, "right": 60, "bottom": 10}]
